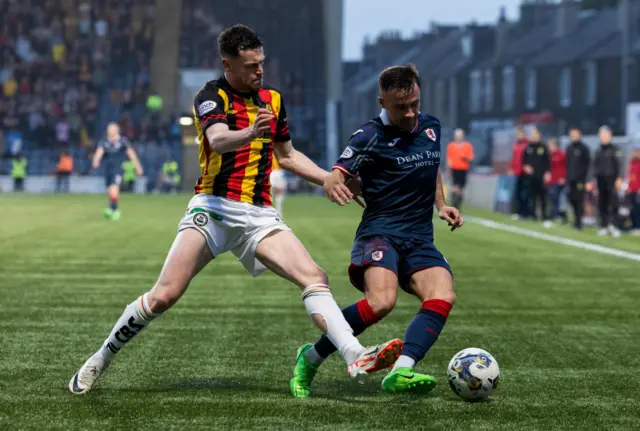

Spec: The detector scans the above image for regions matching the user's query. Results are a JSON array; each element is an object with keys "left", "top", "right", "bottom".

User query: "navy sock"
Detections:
[
  {"left": 110, "top": 198, "right": 118, "bottom": 211},
  {"left": 314, "top": 299, "right": 380, "bottom": 358},
  {"left": 402, "top": 299, "right": 452, "bottom": 363}
]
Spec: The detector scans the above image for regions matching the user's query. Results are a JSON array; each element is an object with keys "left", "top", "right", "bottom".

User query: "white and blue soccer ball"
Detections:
[{"left": 447, "top": 347, "right": 500, "bottom": 402}]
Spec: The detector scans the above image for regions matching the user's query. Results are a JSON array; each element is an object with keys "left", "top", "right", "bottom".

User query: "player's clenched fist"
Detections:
[{"left": 249, "top": 108, "right": 273, "bottom": 138}]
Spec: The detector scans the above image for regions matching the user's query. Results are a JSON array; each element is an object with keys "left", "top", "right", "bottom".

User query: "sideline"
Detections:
[{"left": 467, "top": 216, "right": 640, "bottom": 263}]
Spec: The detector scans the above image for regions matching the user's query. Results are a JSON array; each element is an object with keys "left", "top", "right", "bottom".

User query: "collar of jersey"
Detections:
[
  {"left": 379, "top": 109, "right": 420, "bottom": 134},
  {"left": 219, "top": 76, "right": 258, "bottom": 99}
]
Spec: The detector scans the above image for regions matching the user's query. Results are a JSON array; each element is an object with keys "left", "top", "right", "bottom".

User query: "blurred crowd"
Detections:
[
  {"left": 0, "top": 0, "right": 158, "bottom": 158},
  {"left": 509, "top": 126, "right": 640, "bottom": 236}
]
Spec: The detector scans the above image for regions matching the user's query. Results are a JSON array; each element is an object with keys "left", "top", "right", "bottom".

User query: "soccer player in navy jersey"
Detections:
[
  {"left": 91, "top": 123, "right": 143, "bottom": 220},
  {"left": 290, "top": 65, "right": 463, "bottom": 397}
]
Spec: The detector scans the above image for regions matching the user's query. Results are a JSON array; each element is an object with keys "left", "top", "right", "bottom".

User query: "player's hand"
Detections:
[
  {"left": 324, "top": 170, "right": 354, "bottom": 206},
  {"left": 249, "top": 108, "right": 273, "bottom": 139},
  {"left": 345, "top": 176, "right": 365, "bottom": 208},
  {"left": 136, "top": 168, "right": 144, "bottom": 176},
  {"left": 543, "top": 172, "right": 551, "bottom": 184},
  {"left": 438, "top": 206, "right": 464, "bottom": 231},
  {"left": 523, "top": 165, "right": 533, "bottom": 175}
]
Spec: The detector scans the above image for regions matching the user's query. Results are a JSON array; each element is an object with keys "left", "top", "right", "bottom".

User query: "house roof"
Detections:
[
  {"left": 472, "top": 20, "right": 557, "bottom": 70},
  {"left": 531, "top": 9, "right": 618, "bottom": 66},
  {"left": 585, "top": 31, "right": 640, "bottom": 60},
  {"left": 351, "top": 46, "right": 422, "bottom": 93},
  {"left": 351, "top": 28, "right": 468, "bottom": 93},
  {"left": 418, "top": 29, "right": 468, "bottom": 78}
]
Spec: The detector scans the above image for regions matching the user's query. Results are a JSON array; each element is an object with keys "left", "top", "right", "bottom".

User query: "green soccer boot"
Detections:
[
  {"left": 381, "top": 367, "right": 437, "bottom": 395},
  {"left": 290, "top": 344, "right": 319, "bottom": 398}
]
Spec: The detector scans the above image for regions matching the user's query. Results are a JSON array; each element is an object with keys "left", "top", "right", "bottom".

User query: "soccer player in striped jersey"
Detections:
[
  {"left": 91, "top": 123, "right": 143, "bottom": 220},
  {"left": 69, "top": 24, "right": 401, "bottom": 394}
]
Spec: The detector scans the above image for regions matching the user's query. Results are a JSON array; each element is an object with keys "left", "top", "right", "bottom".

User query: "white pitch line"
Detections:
[{"left": 467, "top": 216, "right": 640, "bottom": 263}]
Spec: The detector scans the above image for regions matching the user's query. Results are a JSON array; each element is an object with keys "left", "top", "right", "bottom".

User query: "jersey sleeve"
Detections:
[
  {"left": 193, "top": 86, "right": 227, "bottom": 132},
  {"left": 274, "top": 97, "right": 291, "bottom": 142},
  {"left": 333, "top": 129, "right": 375, "bottom": 177}
]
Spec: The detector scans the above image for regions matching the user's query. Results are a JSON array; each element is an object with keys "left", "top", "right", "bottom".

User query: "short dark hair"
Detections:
[
  {"left": 378, "top": 64, "right": 421, "bottom": 93},
  {"left": 218, "top": 24, "right": 263, "bottom": 58}
]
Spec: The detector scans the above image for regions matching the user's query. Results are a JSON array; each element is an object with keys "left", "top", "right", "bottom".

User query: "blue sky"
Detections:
[{"left": 343, "top": 0, "right": 523, "bottom": 60}]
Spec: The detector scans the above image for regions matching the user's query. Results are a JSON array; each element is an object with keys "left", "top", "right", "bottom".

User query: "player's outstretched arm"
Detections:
[
  {"left": 126, "top": 147, "right": 144, "bottom": 176},
  {"left": 273, "top": 140, "right": 329, "bottom": 186},
  {"left": 91, "top": 146, "right": 104, "bottom": 170},
  {"left": 205, "top": 108, "right": 272, "bottom": 154},
  {"left": 436, "top": 168, "right": 464, "bottom": 231}
]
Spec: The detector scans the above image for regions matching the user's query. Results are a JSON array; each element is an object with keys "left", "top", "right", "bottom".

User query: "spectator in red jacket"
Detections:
[
  {"left": 546, "top": 138, "right": 567, "bottom": 223},
  {"left": 627, "top": 146, "right": 640, "bottom": 235},
  {"left": 509, "top": 126, "right": 530, "bottom": 220}
]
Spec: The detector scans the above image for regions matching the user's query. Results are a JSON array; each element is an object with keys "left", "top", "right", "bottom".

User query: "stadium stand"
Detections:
[
  {"left": 0, "top": 0, "right": 176, "bottom": 179},
  {"left": 178, "top": 0, "right": 326, "bottom": 161}
]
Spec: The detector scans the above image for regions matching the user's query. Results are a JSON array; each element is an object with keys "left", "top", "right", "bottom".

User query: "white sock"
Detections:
[
  {"left": 99, "top": 293, "right": 161, "bottom": 361},
  {"left": 392, "top": 355, "right": 416, "bottom": 371},
  {"left": 305, "top": 346, "right": 326, "bottom": 366},
  {"left": 275, "top": 193, "right": 284, "bottom": 216},
  {"left": 301, "top": 284, "right": 364, "bottom": 365}
]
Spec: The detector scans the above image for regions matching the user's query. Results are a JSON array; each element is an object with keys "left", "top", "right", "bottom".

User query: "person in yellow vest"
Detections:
[
  {"left": 11, "top": 154, "right": 27, "bottom": 192},
  {"left": 121, "top": 160, "right": 137, "bottom": 192},
  {"left": 270, "top": 156, "right": 286, "bottom": 216},
  {"left": 56, "top": 149, "right": 74, "bottom": 193},
  {"left": 160, "top": 158, "right": 181, "bottom": 193}
]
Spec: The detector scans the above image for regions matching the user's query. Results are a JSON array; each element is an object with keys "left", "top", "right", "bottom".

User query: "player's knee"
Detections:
[
  {"left": 366, "top": 293, "right": 396, "bottom": 318},
  {"left": 313, "top": 266, "right": 329, "bottom": 286},
  {"left": 442, "top": 289, "right": 456, "bottom": 306},
  {"left": 301, "top": 265, "right": 328, "bottom": 287},
  {"left": 148, "top": 281, "right": 184, "bottom": 313}
]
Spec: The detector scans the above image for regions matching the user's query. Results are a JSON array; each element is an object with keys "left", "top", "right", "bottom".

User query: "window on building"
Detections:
[
  {"left": 584, "top": 61, "right": 597, "bottom": 106},
  {"left": 502, "top": 66, "right": 515, "bottom": 111},
  {"left": 559, "top": 67, "right": 572, "bottom": 107},
  {"left": 484, "top": 69, "right": 494, "bottom": 112},
  {"left": 469, "top": 70, "right": 482, "bottom": 113},
  {"left": 525, "top": 68, "right": 536, "bottom": 109}
]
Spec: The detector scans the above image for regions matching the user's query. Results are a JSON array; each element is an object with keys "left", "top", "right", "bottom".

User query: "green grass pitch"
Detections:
[{"left": 0, "top": 193, "right": 639, "bottom": 430}]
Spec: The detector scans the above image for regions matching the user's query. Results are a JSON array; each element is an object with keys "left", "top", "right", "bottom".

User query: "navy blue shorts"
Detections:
[
  {"left": 348, "top": 236, "right": 452, "bottom": 295},
  {"left": 105, "top": 171, "right": 123, "bottom": 187}
]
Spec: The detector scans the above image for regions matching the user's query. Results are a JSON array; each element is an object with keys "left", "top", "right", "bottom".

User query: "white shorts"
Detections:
[
  {"left": 270, "top": 169, "right": 286, "bottom": 193},
  {"left": 177, "top": 194, "right": 291, "bottom": 276}
]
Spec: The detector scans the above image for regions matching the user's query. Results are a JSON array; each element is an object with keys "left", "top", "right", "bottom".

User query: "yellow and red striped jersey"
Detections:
[{"left": 192, "top": 77, "right": 290, "bottom": 206}]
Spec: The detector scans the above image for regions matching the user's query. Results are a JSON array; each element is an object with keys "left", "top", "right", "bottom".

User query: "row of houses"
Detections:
[{"left": 341, "top": 0, "right": 640, "bottom": 145}]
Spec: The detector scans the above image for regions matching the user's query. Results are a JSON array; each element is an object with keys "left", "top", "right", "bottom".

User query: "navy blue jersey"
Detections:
[
  {"left": 98, "top": 137, "right": 131, "bottom": 172},
  {"left": 334, "top": 111, "right": 442, "bottom": 242}
]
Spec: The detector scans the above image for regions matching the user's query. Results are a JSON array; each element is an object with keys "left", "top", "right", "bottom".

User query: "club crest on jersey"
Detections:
[
  {"left": 341, "top": 146, "right": 354, "bottom": 159},
  {"left": 198, "top": 101, "right": 217, "bottom": 116},
  {"left": 425, "top": 128, "right": 437, "bottom": 142},
  {"left": 193, "top": 213, "right": 208, "bottom": 227},
  {"left": 372, "top": 251, "right": 383, "bottom": 261}
]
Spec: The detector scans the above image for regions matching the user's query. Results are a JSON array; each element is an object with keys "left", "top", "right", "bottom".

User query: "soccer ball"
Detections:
[{"left": 447, "top": 347, "right": 500, "bottom": 402}]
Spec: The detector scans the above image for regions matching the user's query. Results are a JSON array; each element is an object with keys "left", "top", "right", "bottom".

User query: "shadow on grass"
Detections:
[{"left": 112, "top": 376, "right": 437, "bottom": 404}]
